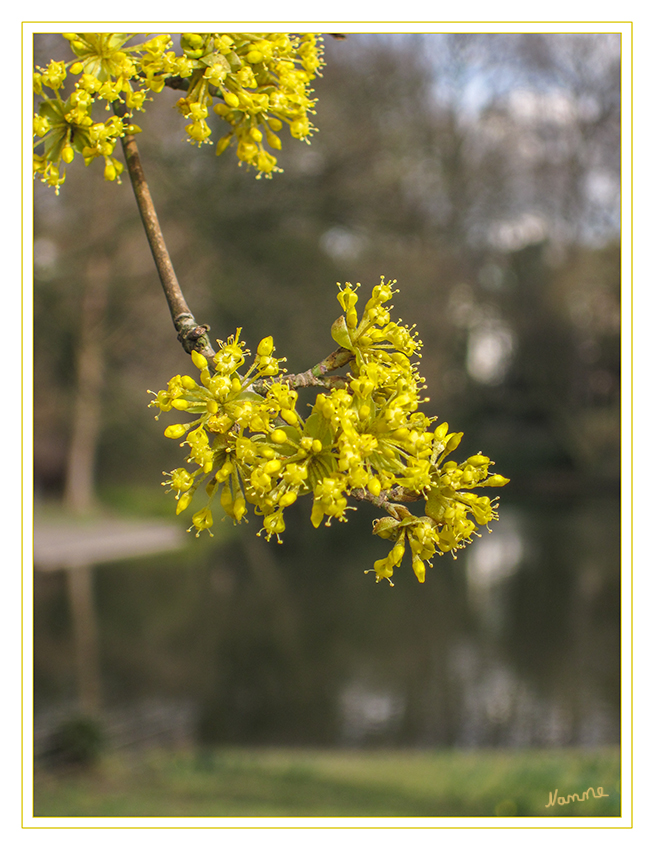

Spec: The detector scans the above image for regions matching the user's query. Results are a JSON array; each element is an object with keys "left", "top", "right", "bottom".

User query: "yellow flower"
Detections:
[
  {"left": 34, "top": 31, "right": 325, "bottom": 188},
  {"left": 190, "top": 506, "right": 214, "bottom": 537},
  {"left": 153, "top": 280, "right": 508, "bottom": 583}
]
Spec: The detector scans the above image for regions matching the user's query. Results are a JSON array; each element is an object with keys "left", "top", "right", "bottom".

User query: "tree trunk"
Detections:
[{"left": 63, "top": 253, "right": 110, "bottom": 515}]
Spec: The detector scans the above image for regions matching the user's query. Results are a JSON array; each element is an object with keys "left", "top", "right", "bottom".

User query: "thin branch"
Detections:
[
  {"left": 163, "top": 75, "right": 220, "bottom": 98},
  {"left": 250, "top": 371, "right": 347, "bottom": 394},
  {"left": 114, "top": 104, "right": 216, "bottom": 360},
  {"left": 310, "top": 346, "right": 355, "bottom": 377},
  {"left": 162, "top": 75, "right": 193, "bottom": 93},
  {"left": 285, "top": 374, "right": 351, "bottom": 391},
  {"left": 384, "top": 486, "right": 422, "bottom": 504},
  {"left": 115, "top": 97, "right": 355, "bottom": 383},
  {"left": 251, "top": 346, "right": 354, "bottom": 393},
  {"left": 349, "top": 487, "right": 419, "bottom": 521},
  {"left": 285, "top": 345, "right": 355, "bottom": 388}
]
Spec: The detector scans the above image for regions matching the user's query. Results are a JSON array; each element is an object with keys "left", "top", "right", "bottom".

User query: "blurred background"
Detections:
[{"left": 32, "top": 32, "right": 621, "bottom": 817}]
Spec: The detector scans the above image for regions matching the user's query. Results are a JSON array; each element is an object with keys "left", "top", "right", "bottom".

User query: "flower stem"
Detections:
[
  {"left": 115, "top": 104, "right": 215, "bottom": 360},
  {"left": 115, "top": 105, "right": 353, "bottom": 386},
  {"left": 350, "top": 487, "right": 418, "bottom": 520},
  {"left": 311, "top": 346, "right": 355, "bottom": 377},
  {"left": 251, "top": 347, "right": 354, "bottom": 393}
]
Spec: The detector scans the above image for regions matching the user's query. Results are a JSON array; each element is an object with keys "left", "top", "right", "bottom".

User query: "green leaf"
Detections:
[
  {"left": 306, "top": 454, "right": 337, "bottom": 490},
  {"left": 235, "top": 390, "right": 264, "bottom": 402},
  {"left": 39, "top": 99, "right": 66, "bottom": 122},
  {"left": 425, "top": 488, "right": 446, "bottom": 522},
  {"left": 372, "top": 516, "right": 401, "bottom": 539},
  {"left": 44, "top": 131, "right": 66, "bottom": 160},
  {"left": 330, "top": 315, "right": 354, "bottom": 351},
  {"left": 303, "top": 413, "right": 334, "bottom": 446},
  {"left": 441, "top": 432, "right": 463, "bottom": 459}
]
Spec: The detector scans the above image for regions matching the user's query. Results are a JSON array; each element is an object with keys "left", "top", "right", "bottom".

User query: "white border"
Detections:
[{"left": 15, "top": 12, "right": 637, "bottom": 842}]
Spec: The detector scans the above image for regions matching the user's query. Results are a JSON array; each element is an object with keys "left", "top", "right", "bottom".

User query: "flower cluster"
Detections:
[
  {"left": 33, "top": 32, "right": 324, "bottom": 190},
  {"left": 152, "top": 279, "right": 509, "bottom": 585},
  {"left": 178, "top": 33, "right": 323, "bottom": 177}
]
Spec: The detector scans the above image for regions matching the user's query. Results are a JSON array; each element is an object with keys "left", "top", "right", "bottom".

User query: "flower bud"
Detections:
[
  {"left": 279, "top": 491, "right": 297, "bottom": 508},
  {"left": 176, "top": 493, "right": 192, "bottom": 514},
  {"left": 257, "top": 336, "right": 274, "bottom": 357},
  {"left": 164, "top": 424, "right": 187, "bottom": 439},
  {"left": 467, "top": 454, "right": 490, "bottom": 467},
  {"left": 266, "top": 130, "right": 282, "bottom": 150},
  {"left": 310, "top": 502, "right": 324, "bottom": 528},
  {"left": 434, "top": 422, "right": 449, "bottom": 441},
  {"left": 412, "top": 554, "right": 426, "bottom": 583},
  {"left": 192, "top": 350, "right": 208, "bottom": 370},
  {"left": 444, "top": 431, "right": 463, "bottom": 452},
  {"left": 367, "top": 478, "right": 382, "bottom": 497},
  {"left": 480, "top": 474, "right": 510, "bottom": 487},
  {"left": 233, "top": 497, "right": 247, "bottom": 522},
  {"left": 215, "top": 134, "right": 233, "bottom": 156},
  {"left": 281, "top": 409, "right": 298, "bottom": 426}
]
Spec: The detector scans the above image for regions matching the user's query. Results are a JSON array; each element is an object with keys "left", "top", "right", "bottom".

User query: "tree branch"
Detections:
[
  {"left": 116, "top": 93, "right": 356, "bottom": 384},
  {"left": 309, "top": 346, "right": 355, "bottom": 377},
  {"left": 251, "top": 346, "right": 354, "bottom": 393},
  {"left": 349, "top": 487, "right": 419, "bottom": 520},
  {"left": 114, "top": 104, "right": 216, "bottom": 360},
  {"left": 163, "top": 75, "right": 219, "bottom": 98}
]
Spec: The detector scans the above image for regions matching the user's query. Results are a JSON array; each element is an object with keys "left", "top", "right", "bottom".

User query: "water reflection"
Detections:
[
  {"left": 339, "top": 681, "right": 405, "bottom": 744},
  {"left": 447, "top": 640, "right": 615, "bottom": 747},
  {"left": 466, "top": 320, "right": 515, "bottom": 384},
  {"left": 465, "top": 509, "right": 524, "bottom": 635},
  {"left": 34, "top": 498, "right": 620, "bottom": 752}
]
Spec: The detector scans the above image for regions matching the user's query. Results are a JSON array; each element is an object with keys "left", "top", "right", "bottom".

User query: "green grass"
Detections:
[{"left": 33, "top": 747, "right": 621, "bottom": 818}]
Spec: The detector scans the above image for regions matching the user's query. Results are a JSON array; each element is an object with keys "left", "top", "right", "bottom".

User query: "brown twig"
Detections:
[
  {"left": 350, "top": 486, "right": 420, "bottom": 520},
  {"left": 163, "top": 75, "right": 220, "bottom": 98},
  {"left": 287, "top": 345, "right": 355, "bottom": 387},
  {"left": 114, "top": 104, "right": 216, "bottom": 360},
  {"left": 115, "top": 98, "right": 355, "bottom": 384},
  {"left": 310, "top": 346, "right": 354, "bottom": 377},
  {"left": 251, "top": 346, "right": 354, "bottom": 393}
]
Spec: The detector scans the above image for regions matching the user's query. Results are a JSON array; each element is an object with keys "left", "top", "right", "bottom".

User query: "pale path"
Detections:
[{"left": 33, "top": 519, "right": 187, "bottom": 570}]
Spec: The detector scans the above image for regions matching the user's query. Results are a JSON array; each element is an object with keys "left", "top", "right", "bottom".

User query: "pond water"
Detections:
[{"left": 34, "top": 495, "right": 620, "bottom": 750}]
